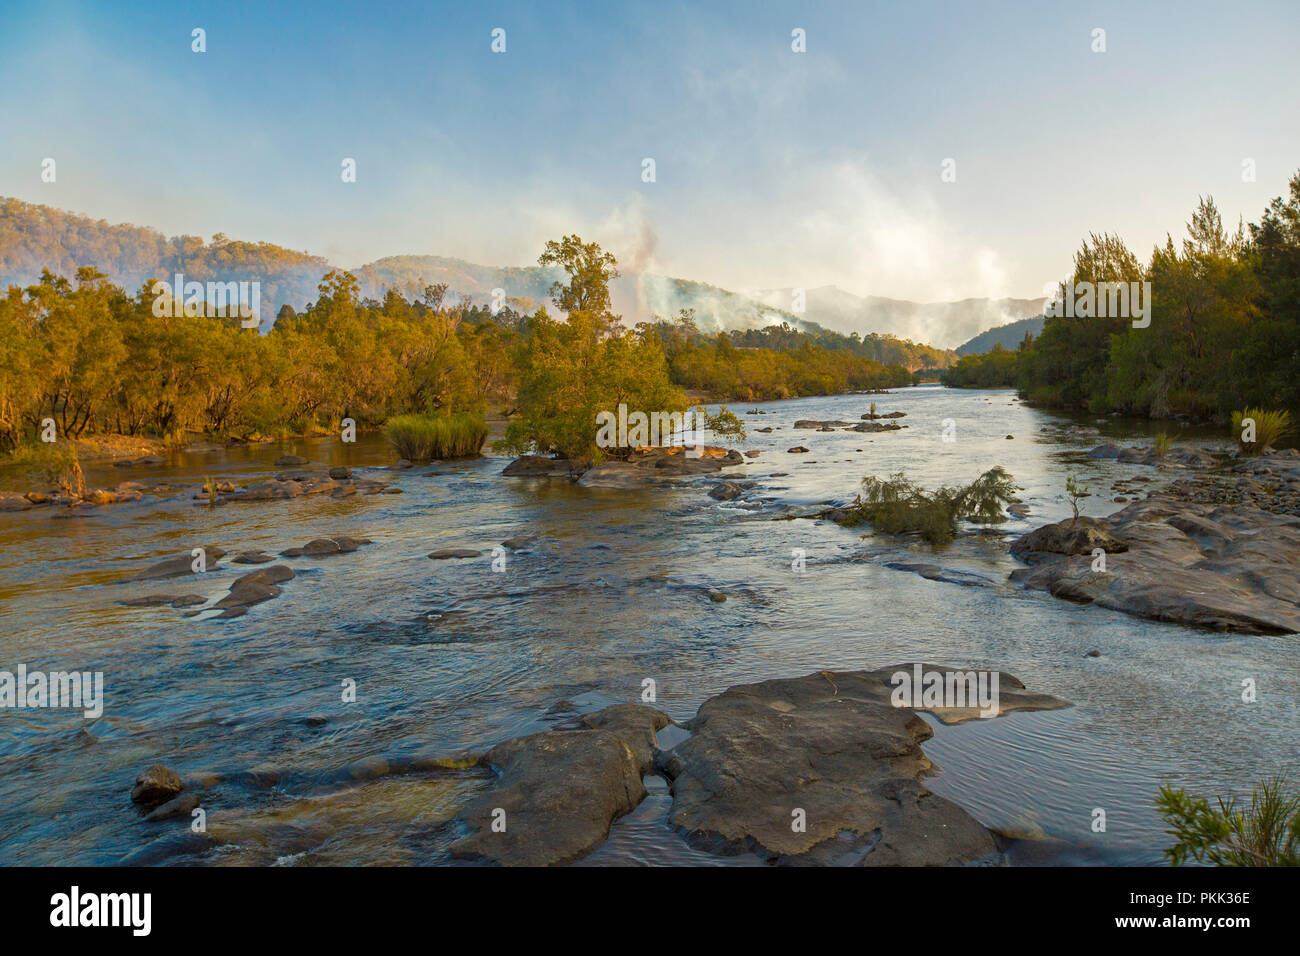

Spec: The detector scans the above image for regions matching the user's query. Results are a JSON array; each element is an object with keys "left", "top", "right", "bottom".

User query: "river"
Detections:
[{"left": 0, "top": 385, "right": 1295, "bottom": 865}]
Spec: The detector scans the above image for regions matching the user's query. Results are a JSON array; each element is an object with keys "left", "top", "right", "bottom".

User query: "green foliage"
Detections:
[
  {"left": 645, "top": 313, "right": 939, "bottom": 401},
  {"left": 943, "top": 344, "right": 1020, "bottom": 388},
  {"left": 1232, "top": 408, "right": 1292, "bottom": 455},
  {"left": 1153, "top": 432, "right": 1172, "bottom": 457},
  {"left": 695, "top": 403, "right": 747, "bottom": 442},
  {"left": 1065, "top": 474, "right": 1090, "bottom": 522},
  {"left": 838, "top": 467, "right": 1016, "bottom": 545},
  {"left": 25, "top": 441, "right": 84, "bottom": 496},
  {"left": 386, "top": 413, "right": 488, "bottom": 462},
  {"left": 0, "top": 266, "right": 514, "bottom": 448},
  {"left": 1013, "top": 172, "right": 1300, "bottom": 428},
  {"left": 1156, "top": 777, "right": 1300, "bottom": 867},
  {"left": 499, "top": 237, "right": 687, "bottom": 463}
]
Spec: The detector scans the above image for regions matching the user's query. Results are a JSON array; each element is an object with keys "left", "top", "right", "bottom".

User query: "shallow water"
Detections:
[{"left": 0, "top": 385, "right": 1295, "bottom": 866}]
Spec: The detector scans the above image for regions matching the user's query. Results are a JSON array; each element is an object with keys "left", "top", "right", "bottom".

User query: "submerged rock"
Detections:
[
  {"left": 120, "top": 547, "right": 228, "bottom": 582},
  {"left": 428, "top": 548, "right": 481, "bottom": 560},
  {"left": 145, "top": 792, "right": 201, "bottom": 822}
]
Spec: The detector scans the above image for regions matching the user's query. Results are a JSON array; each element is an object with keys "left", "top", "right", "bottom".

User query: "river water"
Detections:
[{"left": 0, "top": 385, "right": 1295, "bottom": 866}]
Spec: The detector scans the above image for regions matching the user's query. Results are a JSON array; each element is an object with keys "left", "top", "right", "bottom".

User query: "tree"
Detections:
[
  {"left": 538, "top": 234, "right": 620, "bottom": 329},
  {"left": 500, "top": 238, "right": 686, "bottom": 462}
]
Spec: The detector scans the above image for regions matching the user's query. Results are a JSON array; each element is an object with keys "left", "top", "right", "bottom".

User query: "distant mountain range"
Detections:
[
  {"left": 750, "top": 285, "right": 1047, "bottom": 351},
  {"left": 0, "top": 197, "right": 1040, "bottom": 350},
  {"left": 953, "top": 314, "right": 1047, "bottom": 356}
]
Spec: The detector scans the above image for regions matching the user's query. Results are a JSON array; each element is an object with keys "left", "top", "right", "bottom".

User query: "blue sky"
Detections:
[{"left": 2, "top": 0, "right": 1297, "bottom": 301}]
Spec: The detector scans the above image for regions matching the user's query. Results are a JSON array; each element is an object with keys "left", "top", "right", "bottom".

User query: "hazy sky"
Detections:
[{"left": 2, "top": 0, "right": 1297, "bottom": 302}]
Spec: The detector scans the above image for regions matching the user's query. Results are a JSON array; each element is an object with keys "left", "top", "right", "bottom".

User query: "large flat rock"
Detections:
[
  {"left": 1011, "top": 497, "right": 1300, "bottom": 634},
  {"left": 658, "top": 666, "right": 1070, "bottom": 865}
]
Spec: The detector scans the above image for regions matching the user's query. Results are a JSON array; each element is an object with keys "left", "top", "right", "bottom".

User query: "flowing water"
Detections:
[{"left": 0, "top": 385, "right": 1295, "bottom": 866}]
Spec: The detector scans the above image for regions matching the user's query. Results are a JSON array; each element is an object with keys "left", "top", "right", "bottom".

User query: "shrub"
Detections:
[
  {"left": 1232, "top": 408, "right": 1292, "bottom": 455},
  {"left": 387, "top": 413, "right": 488, "bottom": 462},
  {"left": 1156, "top": 776, "right": 1300, "bottom": 866},
  {"left": 837, "top": 467, "right": 1016, "bottom": 545},
  {"left": 26, "top": 443, "right": 85, "bottom": 497},
  {"left": 1065, "top": 474, "right": 1090, "bottom": 522},
  {"left": 1153, "top": 432, "right": 1172, "bottom": 458}
]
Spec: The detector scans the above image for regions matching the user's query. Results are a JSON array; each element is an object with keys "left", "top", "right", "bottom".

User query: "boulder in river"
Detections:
[
  {"left": 428, "top": 548, "right": 482, "bottom": 560},
  {"left": 213, "top": 565, "right": 295, "bottom": 618},
  {"left": 450, "top": 704, "right": 671, "bottom": 865},
  {"left": 131, "top": 765, "right": 183, "bottom": 805},
  {"left": 502, "top": 456, "right": 580, "bottom": 478},
  {"left": 1011, "top": 497, "right": 1300, "bottom": 633}
]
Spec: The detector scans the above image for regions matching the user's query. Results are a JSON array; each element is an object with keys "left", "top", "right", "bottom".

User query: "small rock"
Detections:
[
  {"left": 131, "top": 765, "right": 183, "bottom": 805},
  {"left": 428, "top": 549, "right": 482, "bottom": 560},
  {"left": 788, "top": 446, "right": 810, "bottom": 454}
]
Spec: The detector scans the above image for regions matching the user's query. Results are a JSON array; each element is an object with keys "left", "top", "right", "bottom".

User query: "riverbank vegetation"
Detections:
[
  {"left": 0, "top": 237, "right": 922, "bottom": 458},
  {"left": 944, "top": 171, "right": 1300, "bottom": 430},
  {"left": 647, "top": 314, "right": 925, "bottom": 401}
]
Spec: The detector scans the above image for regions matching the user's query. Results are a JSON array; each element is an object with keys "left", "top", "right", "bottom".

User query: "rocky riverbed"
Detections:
[
  {"left": 4, "top": 389, "right": 1296, "bottom": 867},
  {"left": 1010, "top": 449, "right": 1300, "bottom": 634},
  {"left": 118, "top": 666, "right": 1070, "bottom": 867}
]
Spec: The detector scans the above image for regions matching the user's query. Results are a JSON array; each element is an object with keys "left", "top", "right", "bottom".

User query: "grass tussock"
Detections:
[
  {"left": 836, "top": 466, "right": 1016, "bottom": 545},
  {"left": 1157, "top": 776, "right": 1300, "bottom": 867},
  {"left": 1232, "top": 408, "right": 1292, "bottom": 455},
  {"left": 386, "top": 413, "right": 488, "bottom": 462}
]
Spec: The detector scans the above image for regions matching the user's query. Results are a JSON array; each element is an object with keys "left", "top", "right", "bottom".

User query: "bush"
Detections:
[
  {"left": 386, "top": 413, "right": 487, "bottom": 462},
  {"left": 1156, "top": 776, "right": 1300, "bottom": 866},
  {"left": 1232, "top": 408, "right": 1292, "bottom": 454},
  {"left": 1153, "top": 432, "right": 1172, "bottom": 457},
  {"left": 837, "top": 467, "right": 1016, "bottom": 545}
]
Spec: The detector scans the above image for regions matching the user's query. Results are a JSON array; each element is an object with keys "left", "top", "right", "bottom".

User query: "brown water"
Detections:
[{"left": 0, "top": 385, "right": 1295, "bottom": 866}]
